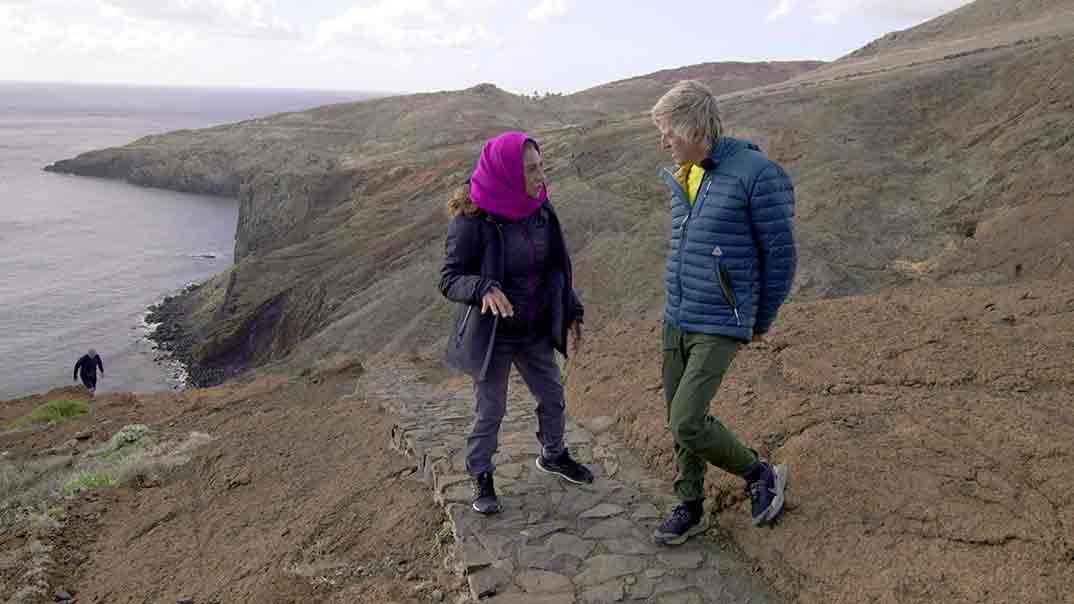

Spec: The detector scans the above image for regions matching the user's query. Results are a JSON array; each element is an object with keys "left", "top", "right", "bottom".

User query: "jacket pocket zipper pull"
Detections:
[
  {"left": 457, "top": 305, "right": 474, "bottom": 342},
  {"left": 716, "top": 263, "right": 741, "bottom": 327}
]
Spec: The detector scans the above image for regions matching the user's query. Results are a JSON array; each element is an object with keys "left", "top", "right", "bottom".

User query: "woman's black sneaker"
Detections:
[
  {"left": 471, "top": 471, "right": 502, "bottom": 514},
  {"left": 535, "top": 448, "right": 594, "bottom": 484}
]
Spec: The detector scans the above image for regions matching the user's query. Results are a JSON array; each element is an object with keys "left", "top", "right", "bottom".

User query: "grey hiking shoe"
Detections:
[
  {"left": 748, "top": 461, "right": 788, "bottom": 526},
  {"left": 653, "top": 500, "right": 709, "bottom": 546},
  {"left": 471, "top": 471, "right": 501, "bottom": 515}
]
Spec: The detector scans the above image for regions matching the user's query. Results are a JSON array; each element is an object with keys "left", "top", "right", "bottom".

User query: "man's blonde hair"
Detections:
[{"left": 651, "top": 79, "right": 723, "bottom": 148}]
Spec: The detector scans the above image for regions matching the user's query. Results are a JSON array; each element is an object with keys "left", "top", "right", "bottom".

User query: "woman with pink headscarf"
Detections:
[{"left": 439, "top": 131, "right": 591, "bottom": 515}]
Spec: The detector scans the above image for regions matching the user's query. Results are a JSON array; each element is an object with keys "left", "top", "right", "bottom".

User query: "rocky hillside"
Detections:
[
  {"left": 847, "top": 0, "right": 1074, "bottom": 59},
  {"left": 562, "top": 60, "right": 826, "bottom": 118},
  {"left": 48, "top": 3, "right": 1074, "bottom": 384},
  {"left": 45, "top": 60, "right": 827, "bottom": 384}
]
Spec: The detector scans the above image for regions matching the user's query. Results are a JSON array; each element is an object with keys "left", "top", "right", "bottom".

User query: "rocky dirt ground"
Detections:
[
  {"left": 5, "top": 278, "right": 1072, "bottom": 604},
  {"left": 563, "top": 279, "right": 1074, "bottom": 604},
  {"left": 365, "top": 359, "right": 781, "bottom": 603},
  {"left": 1, "top": 364, "right": 462, "bottom": 604}
]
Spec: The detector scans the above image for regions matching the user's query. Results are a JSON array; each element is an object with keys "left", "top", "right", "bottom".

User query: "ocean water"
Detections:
[{"left": 0, "top": 82, "right": 376, "bottom": 399}]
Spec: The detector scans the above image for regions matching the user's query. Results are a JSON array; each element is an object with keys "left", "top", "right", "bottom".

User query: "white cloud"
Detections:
[
  {"left": 527, "top": 0, "right": 567, "bottom": 23},
  {"left": 313, "top": 0, "right": 497, "bottom": 52},
  {"left": 767, "top": 0, "right": 973, "bottom": 24},
  {"left": 443, "top": 0, "right": 498, "bottom": 9},
  {"left": 768, "top": 0, "right": 794, "bottom": 20},
  {"left": 0, "top": 2, "right": 194, "bottom": 57},
  {"left": 102, "top": 0, "right": 298, "bottom": 39},
  {"left": 767, "top": 0, "right": 797, "bottom": 21}
]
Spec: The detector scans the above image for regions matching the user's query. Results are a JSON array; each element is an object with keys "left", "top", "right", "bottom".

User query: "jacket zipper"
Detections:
[
  {"left": 521, "top": 220, "right": 537, "bottom": 326},
  {"left": 663, "top": 169, "right": 689, "bottom": 316},
  {"left": 481, "top": 216, "right": 506, "bottom": 321},
  {"left": 664, "top": 168, "right": 712, "bottom": 323},
  {"left": 494, "top": 220, "right": 506, "bottom": 330}
]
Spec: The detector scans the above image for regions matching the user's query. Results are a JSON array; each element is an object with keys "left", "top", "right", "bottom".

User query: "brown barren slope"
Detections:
[
  {"left": 562, "top": 61, "right": 825, "bottom": 117},
  {"left": 565, "top": 281, "right": 1074, "bottom": 604},
  {"left": 1, "top": 366, "right": 461, "bottom": 603},
  {"left": 848, "top": 0, "right": 1074, "bottom": 59}
]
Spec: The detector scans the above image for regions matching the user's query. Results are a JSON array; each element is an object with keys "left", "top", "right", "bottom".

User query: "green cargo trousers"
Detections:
[{"left": 662, "top": 322, "right": 758, "bottom": 501}]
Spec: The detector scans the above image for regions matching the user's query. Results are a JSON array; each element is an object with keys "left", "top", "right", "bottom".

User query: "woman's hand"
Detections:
[
  {"left": 481, "top": 287, "right": 514, "bottom": 318},
  {"left": 569, "top": 321, "right": 584, "bottom": 353}
]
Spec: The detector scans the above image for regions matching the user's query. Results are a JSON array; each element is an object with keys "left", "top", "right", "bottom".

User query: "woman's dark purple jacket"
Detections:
[{"left": 439, "top": 202, "right": 584, "bottom": 381}]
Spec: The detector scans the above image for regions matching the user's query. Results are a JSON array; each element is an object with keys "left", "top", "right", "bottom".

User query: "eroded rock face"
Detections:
[{"left": 234, "top": 169, "right": 323, "bottom": 261}]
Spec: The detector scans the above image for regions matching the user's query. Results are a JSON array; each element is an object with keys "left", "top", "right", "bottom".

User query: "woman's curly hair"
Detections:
[{"left": 446, "top": 180, "right": 484, "bottom": 218}]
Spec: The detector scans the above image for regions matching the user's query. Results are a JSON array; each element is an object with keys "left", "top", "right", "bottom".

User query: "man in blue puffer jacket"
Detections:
[{"left": 650, "top": 80, "right": 797, "bottom": 545}]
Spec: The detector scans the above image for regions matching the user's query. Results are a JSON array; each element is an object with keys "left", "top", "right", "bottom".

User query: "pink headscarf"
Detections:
[{"left": 470, "top": 131, "right": 547, "bottom": 221}]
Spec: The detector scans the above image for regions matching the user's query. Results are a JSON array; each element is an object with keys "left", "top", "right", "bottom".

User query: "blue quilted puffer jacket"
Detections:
[{"left": 662, "top": 137, "right": 797, "bottom": 340}]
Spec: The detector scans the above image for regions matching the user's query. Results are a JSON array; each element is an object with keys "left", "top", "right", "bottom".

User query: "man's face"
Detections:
[{"left": 655, "top": 114, "right": 708, "bottom": 165}]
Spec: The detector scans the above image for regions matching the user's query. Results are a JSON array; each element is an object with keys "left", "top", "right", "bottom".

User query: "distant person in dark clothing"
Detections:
[
  {"left": 439, "top": 131, "right": 591, "bottom": 515},
  {"left": 73, "top": 349, "right": 104, "bottom": 396}
]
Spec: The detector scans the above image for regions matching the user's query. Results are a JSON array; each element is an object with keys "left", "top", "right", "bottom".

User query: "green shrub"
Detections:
[
  {"left": 101, "top": 437, "right": 154, "bottom": 463},
  {"left": 6, "top": 399, "right": 90, "bottom": 429},
  {"left": 60, "top": 471, "right": 117, "bottom": 494},
  {"left": 28, "top": 505, "right": 66, "bottom": 530}
]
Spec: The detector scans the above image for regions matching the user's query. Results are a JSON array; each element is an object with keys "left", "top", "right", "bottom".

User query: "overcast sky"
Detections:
[{"left": 0, "top": 0, "right": 974, "bottom": 93}]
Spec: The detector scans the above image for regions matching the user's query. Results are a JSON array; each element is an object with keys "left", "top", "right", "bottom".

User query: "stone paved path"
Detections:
[{"left": 362, "top": 360, "right": 782, "bottom": 604}]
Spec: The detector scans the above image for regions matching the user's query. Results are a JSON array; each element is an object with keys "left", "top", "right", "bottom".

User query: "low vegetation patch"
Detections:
[
  {"left": 5, "top": 398, "right": 90, "bottom": 429},
  {"left": 1, "top": 421, "right": 214, "bottom": 604},
  {"left": 101, "top": 437, "right": 154, "bottom": 463},
  {"left": 432, "top": 520, "right": 453, "bottom": 551},
  {"left": 28, "top": 505, "right": 66, "bottom": 531},
  {"left": 61, "top": 471, "right": 118, "bottom": 494},
  {"left": 99, "top": 424, "right": 154, "bottom": 463}
]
